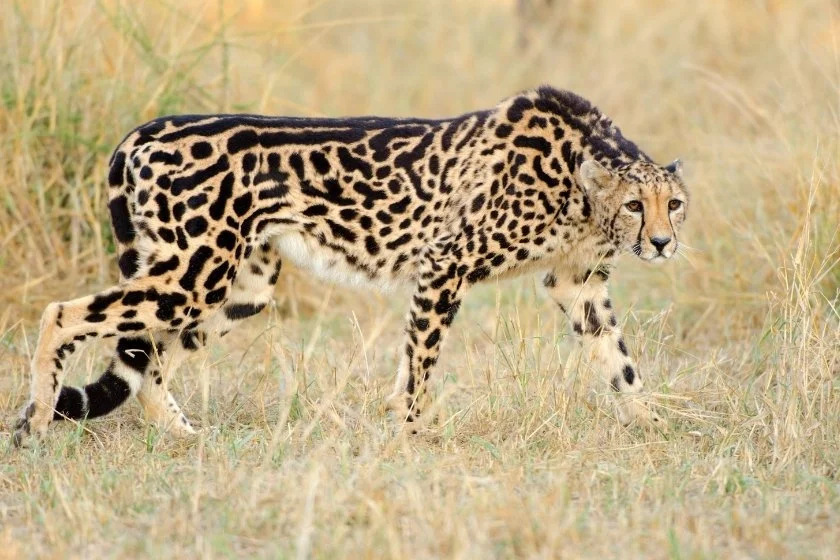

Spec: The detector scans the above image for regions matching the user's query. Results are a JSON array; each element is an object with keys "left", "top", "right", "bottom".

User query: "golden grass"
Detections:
[{"left": 1, "top": 0, "right": 839, "bottom": 557}]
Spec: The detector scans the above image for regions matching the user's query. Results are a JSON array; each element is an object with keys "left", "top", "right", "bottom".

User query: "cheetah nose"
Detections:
[{"left": 650, "top": 236, "right": 671, "bottom": 253}]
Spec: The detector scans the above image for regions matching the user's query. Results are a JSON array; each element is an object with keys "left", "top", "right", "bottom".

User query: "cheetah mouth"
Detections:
[{"left": 641, "top": 251, "right": 675, "bottom": 264}]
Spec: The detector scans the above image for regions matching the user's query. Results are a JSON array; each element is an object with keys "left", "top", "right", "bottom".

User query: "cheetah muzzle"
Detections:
[{"left": 12, "top": 86, "right": 687, "bottom": 447}]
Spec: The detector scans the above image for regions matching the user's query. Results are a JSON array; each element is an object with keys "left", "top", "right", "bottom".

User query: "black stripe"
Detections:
[
  {"left": 53, "top": 386, "right": 87, "bottom": 420},
  {"left": 84, "top": 366, "right": 132, "bottom": 418}
]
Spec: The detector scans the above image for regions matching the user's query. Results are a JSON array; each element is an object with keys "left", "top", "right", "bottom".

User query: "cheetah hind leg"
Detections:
[
  {"left": 135, "top": 331, "right": 197, "bottom": 437},
  {"left": 12, "top": 280, "right": 212, "bottom": 447},
  {"left": 135, "top": 243, "right": 283, "bottom": 437}
]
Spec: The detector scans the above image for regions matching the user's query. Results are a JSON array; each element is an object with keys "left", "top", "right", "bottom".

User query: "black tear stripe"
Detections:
[{"left": 636, "top": 211, "right": 646, "bottom": 255}]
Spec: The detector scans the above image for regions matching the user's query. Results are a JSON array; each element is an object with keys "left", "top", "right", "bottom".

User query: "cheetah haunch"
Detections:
[{"left": 13, "top": 86, "right": 687, "bottom": 447}]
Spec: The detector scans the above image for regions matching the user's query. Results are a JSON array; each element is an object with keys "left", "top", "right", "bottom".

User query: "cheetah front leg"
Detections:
[
  {"left": 387, "top": 245, "right": 467, "bottom": 429},
  {"left": 542, "top": 267, "right": 663, "bottom": 427}
]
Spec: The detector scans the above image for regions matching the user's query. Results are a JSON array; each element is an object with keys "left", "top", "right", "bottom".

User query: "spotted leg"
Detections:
[
  {"left": 136, "top": 243, "right": 283, "bottom": 434},
  {"left": 11, "top": 278, "right": 224, "bottom": 446},
  {"left": 542, "top": 267, "right": 662, "bottom": 427},
  {"left": 387, "top": 241, "right": 468, "bottom": 428}
]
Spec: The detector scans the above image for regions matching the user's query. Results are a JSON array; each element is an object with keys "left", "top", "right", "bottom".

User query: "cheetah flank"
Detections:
[{"left": 13, "top": 86, "right": 688, "bottom": 447}]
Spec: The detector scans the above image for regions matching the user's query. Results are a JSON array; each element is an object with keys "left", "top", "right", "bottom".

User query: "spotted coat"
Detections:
[{"left": 13, "top": 86, "right": 688, "bottom": 446}]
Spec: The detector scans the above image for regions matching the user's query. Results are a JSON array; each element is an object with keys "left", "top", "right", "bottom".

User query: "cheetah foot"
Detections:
[
  {"left": 11, "top": 402, "right": 50, "bottom": 448},
  {"left": 154, "top": 414, "right": 198, "bottom": 437},
  {"left": 617, "top": 398, "right": 665, "bottom": 430},
  {"left": 385, "top": 392, "right": 428, "bottom": 435}
]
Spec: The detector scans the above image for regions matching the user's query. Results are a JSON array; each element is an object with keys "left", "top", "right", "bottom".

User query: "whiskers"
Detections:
[{"left": 673, "top": 242, "right": 700, "bottom": 267}]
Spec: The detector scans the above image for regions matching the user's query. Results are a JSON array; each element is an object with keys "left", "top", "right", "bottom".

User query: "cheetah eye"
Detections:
[
  {"left": 668, "top": 199, "right": 683, "bottom": 211},
  {"left": 624, "top": 200, "right": 643, "bottom": 213}
]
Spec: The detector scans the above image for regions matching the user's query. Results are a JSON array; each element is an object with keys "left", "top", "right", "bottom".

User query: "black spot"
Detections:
[
  {"left": 108, "top": 195, "right": 134, "bottom": 243},
  {"left": 224, "top": 302, "right": 266, "bottom": 320},
  {"left": 233, "top": 192, "right": 253, "bottom": 216},
  {"left": 389, "top": 195, "right": 411, "bottom": 214},
  {"left": 623, "top": 365, "right": 635, "bottom": 385},
  {"left": 216, "top": 230, "right": 237, "bottom": 251},
  {"left": 326, "top": 219, "right": 357, "bottom": 242},
  {"left": 119, "top": 249, "right": 140, "bottom": 279},
  {"left": 179, "top": 246, "right": 214, "bottom": 291},
  {"left": 242, "top": 153, "right": 257, "bottom": 173},
  {"left": 512, "top": 135, "right": 552, "bottom": 157},
  {"left": 88, "top": 290, "right": 125, "bottom": 313},
  {"left": 209, "top": 173, "right": 235, "bottom": 219},
  {"left": 506, "top": 97, "right": 533, "bottom": 123},
  {"left": 191, "top": 141, "right": 213, "bottom": 159},
  {"left": 185, "top": 216, "right": 209, "bottom": 237},
  {"left": 205, "top": 287, "right": 227, "bottom": 305},
  {"left": 495, "top": 124, "right": 513, "bottom": 138},
  {"left": 117, "top": 321, "right": 146, "bottom": 332},
  {"left": 337, "top": 146, "right": 373, "bottom": 179},
  {"left": 471, "top": 193, "right": 486, "bottom": 213},
  {"left": 139, "top": 166, "right": 153, "bottom": 180},
  {"left": 179, "top": 332, "right": 197, "bottom": 350},
  {"left": 425, "top": 329, "right": 440, "bottom": 349},
  {"left": 303, "top": 204, "right": 329, "bottom": 217},
  {"left": 175, "top": 227, "right": 188, "bottom": 250},
  {"left": 149, "top": 255, "right": 180, "bottom": 276},
  {"left": 385, "top": 233, "right": 411, "bottom": 250},
  {"left": 171, "top": 155, "right": 230, "bottom": 196},
  {"left": 155, "top": 292, "right": 188, "bottom": 321},
  {"left": 583, "top": 301, "right": 602, "bottom": 335},
  {"left": 122, "top": 291, "right": 146, "bottom": 306},
  {"left": 365, "top": 235, "right": 380, "bottom": 255},
  {"left": 309, "top": 151, "right": 331, "bottom": 174},
  {"left": 154, "top": 193, "right": 171, "bottom": 223},
  {"left": 467, "top": 266, "right": 491, "bottom": 284},
  {"left": 187, "top": 193, "right": 208, "bottom": 209},
  {"left": 109, "top": 151, "right": 126, "bottom": 186},
  {"left": 618, "top": 338, "right": 628, "bottom": 356},
  {"left": 204, "top": 262, "right": 230, "bottom": 290}
]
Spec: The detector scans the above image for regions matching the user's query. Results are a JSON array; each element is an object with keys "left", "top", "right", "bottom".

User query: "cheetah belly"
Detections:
[{"left": 272, "top": 233, "right": 407, "bottom": 293}]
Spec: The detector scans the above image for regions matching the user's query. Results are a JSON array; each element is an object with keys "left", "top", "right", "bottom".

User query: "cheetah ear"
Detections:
[
  {"left": 579, "top": 160, "right": 616, "bottom": 192},
  {"left": 665, "top": 158, "right": 683, "bottom": 178}
]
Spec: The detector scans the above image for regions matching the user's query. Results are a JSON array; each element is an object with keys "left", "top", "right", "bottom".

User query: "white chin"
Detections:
[{"left": 641, "top": 254, "right": 670, "bottom": 264}]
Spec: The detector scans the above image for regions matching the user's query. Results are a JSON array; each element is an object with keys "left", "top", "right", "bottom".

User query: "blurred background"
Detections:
[{"left": 1, "top": 1, "right": 839, "bottom": 556}]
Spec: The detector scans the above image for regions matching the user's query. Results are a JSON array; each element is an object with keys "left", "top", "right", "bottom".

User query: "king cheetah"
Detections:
[{"left": 13, "top": 86, "right": 687, "bottom": 447}]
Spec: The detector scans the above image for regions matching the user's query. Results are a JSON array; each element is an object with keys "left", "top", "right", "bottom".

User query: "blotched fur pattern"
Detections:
[{"left": 13, "top": 86, "right": 687, "bottom": 446}]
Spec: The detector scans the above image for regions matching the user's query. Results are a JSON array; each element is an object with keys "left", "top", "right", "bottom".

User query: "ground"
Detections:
[{"left": 1, "top": 0, "right": 839, "bottom": 558}]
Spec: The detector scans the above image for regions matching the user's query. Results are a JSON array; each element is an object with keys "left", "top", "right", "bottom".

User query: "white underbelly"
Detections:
[{"left": 273, "top": 233, "right": 407, "bottom": 292}]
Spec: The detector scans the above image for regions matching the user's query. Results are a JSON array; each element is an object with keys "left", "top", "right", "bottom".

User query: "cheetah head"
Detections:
[{"left": 579, "top": 159, "right": 687, "bottom": 263}]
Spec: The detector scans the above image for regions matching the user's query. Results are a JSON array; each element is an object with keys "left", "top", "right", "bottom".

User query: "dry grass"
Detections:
[{"left": 1, "top": 0, "right": 840, "bottom": 557}]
